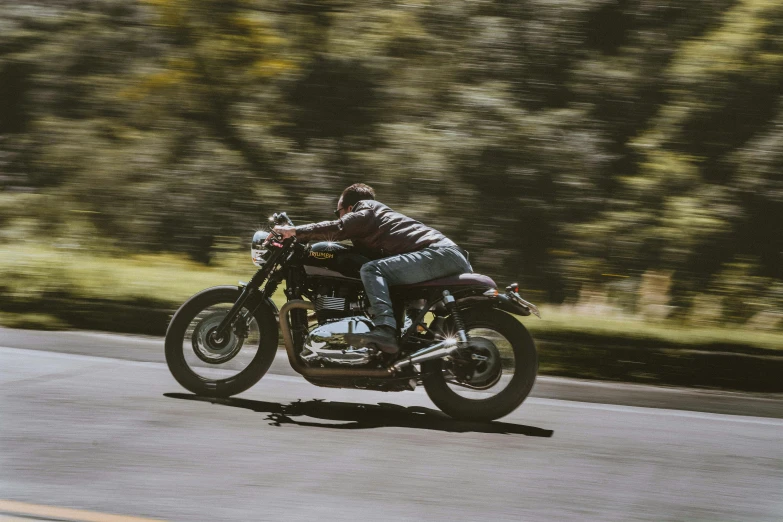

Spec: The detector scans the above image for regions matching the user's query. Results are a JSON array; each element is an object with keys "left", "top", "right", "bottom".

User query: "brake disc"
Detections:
[{"left": 191, "top": 311, "right": 246, "bottom": 365}]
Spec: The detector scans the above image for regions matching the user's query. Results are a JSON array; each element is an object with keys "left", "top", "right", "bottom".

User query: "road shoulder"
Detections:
[{"left": 1, "top": 326, "right": 780, "bottom": 419}]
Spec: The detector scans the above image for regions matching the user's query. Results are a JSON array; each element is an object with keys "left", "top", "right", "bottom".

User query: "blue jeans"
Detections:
[{"left": 359, "top": 246, "right": 473, "bottom": 329}]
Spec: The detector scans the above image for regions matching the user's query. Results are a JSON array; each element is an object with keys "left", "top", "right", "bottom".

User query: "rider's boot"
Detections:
[{"left": 345, "top": 325, "right": 399, "bottom": 355}]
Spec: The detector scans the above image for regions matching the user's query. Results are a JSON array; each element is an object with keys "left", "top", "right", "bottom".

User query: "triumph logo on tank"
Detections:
[{"left": 309, "top": 251, "right": 335, "bottom": 259}]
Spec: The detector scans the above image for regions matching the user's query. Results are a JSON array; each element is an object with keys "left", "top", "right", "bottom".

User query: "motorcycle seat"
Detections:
[{"left": 394, "top": 272, "right": 496, "bottom": 289}]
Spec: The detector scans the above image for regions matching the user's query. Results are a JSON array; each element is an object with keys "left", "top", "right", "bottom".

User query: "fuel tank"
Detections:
[{"left": 303, "top": 242, "right": 370, "bottom": 279}]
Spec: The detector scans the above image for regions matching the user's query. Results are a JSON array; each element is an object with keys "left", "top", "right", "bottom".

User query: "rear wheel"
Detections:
[
  {"left": 164, "top": 286, "right": 278, "bottom": 397},
  {"left": 422, "top": 307, "right": 538, "bottom": 421}
]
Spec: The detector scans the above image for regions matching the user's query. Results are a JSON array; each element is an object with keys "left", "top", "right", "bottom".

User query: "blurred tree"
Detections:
[{"left": 0, "top": 0, "right": 781, "bottom": 324}]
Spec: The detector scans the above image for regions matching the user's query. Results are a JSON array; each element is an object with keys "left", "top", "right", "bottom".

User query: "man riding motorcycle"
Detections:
[{"left": 273, "top": 183, "right": 472, "bottom": 354}]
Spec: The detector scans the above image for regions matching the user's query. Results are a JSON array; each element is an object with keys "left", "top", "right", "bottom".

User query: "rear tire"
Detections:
[
  {"left": 165, "top": 286, "right": 278, "bottom": 397},
  {"left": 422, "top": 307, "right": 538, "bottom": 421}
]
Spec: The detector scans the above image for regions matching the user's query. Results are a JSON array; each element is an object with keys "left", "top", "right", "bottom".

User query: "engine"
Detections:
[{"left": 300, "top": 281, "right": 377, "bottom": 366}]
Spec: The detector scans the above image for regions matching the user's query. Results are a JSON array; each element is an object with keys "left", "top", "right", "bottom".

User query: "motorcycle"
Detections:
[{"left": 165, "top": 212, "right": 541, "bottom": 421}]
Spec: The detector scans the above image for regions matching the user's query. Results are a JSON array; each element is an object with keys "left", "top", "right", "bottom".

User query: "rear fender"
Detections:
[
  {"left": 494, "top": 293, "right": 534, "bottom": 317},
  {"left": 455, "top": 293, "right": 538, "bottom": 318}
]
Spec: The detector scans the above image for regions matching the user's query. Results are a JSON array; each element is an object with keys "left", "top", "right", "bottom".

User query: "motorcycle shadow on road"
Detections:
[{"left": 164, "top": 393, "right": 553, "bottom": 437}]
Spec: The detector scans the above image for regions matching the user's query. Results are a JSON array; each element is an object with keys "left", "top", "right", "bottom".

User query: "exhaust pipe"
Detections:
[
  {"left": 278, "top": 300, "right": 393, "bottom": 379},
  {"left": 391, "top": 338, "right": 460, "bottom": 371}
]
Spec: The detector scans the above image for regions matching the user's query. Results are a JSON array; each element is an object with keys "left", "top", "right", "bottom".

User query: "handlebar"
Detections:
[{"left": 266, "top": 212, "right": 295, "bottom": 243}]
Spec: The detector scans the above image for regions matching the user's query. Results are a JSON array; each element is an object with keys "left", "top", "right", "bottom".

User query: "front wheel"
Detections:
[
  {"left": 422, "top": 308, "right": 538, "bottom": 421},
  {"left": 165, "top": 286, "right": 278, "bottom": 397}
]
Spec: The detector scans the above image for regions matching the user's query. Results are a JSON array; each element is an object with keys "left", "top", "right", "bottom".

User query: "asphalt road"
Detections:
[{"left": 1, "top": 328, "right": 782, "bottom": 521}]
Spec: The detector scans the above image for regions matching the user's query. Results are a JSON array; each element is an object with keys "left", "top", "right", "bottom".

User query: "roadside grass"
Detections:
[
  {"left": 0, "top": 244, "right": 286, "bottom": 334},
  {"left": 1, "top": 243, "right": 781, "bottom": 354},
  {"left": 2, "top": 244, "right": 781, "bottom": 391},
  {"left": 0, "top": 244, "right": 259, "bottom": 305},
  {"left": 525, "top": 307, "right": 783, "bottom": 353},
  {"left": 0, "top": 311, "right": 68, "bottom": 330}
]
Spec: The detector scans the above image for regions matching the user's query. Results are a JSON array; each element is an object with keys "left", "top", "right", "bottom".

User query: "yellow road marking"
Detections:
[{"left": 0, "top": 500, "right": 165, "bottom": 522}]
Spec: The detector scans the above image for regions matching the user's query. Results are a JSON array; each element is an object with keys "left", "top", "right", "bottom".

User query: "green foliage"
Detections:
[{"left": 1, "top": 0, "right": 782, "bottom": 327}]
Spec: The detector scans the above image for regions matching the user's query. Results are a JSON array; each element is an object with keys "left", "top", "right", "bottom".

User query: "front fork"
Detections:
[{"left": 211, "top": 266, "right": 274, "bottom": 343}]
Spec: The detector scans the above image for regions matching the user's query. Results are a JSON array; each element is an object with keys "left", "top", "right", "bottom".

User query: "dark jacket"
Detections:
[{"left": 294, "top": 200, "right": 457, "bottom": 259}]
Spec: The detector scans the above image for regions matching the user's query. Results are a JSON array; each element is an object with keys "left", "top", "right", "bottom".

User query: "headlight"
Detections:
[{"left": 251, "top": 230, "right": 270, "bottom": 266}]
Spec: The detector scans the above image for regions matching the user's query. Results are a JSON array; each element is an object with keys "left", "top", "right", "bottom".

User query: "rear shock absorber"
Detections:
[{"left": 442, "top": 290, "right": 469, "bottom": 344}]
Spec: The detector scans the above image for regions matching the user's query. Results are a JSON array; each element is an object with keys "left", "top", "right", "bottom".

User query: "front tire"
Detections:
[
  {"left": 165, "top": 286, "right": 278, "bottom": 397},
  {"left": 423, "top": 307, "right": 538, "bottom": 421}
]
